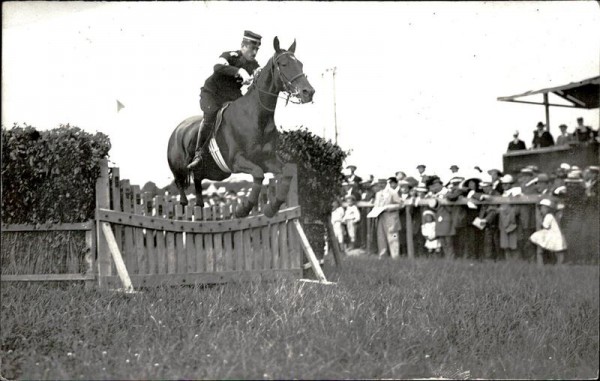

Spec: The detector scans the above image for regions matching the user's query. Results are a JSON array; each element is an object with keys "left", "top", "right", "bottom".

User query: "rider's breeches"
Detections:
[{"left": 198, "top": 90, "right": 226, "bottom": 148}]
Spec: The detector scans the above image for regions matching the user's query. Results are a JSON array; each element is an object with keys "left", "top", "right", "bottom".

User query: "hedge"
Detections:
[
  {"left": 277, "top": 127, "right": 348, "bottom": 258},
  {"left": 1, "top": 123, "right": 111, "bottom": 224}
]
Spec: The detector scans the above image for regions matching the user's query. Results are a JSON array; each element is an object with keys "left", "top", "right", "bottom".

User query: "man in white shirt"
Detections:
[{"left": 374, "top": 177, "right": 404, "bottom": 258}]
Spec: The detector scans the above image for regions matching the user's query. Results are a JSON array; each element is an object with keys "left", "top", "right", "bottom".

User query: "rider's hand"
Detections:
[{"left": 237, "top": 68, "right": 251, "bottom": 83}]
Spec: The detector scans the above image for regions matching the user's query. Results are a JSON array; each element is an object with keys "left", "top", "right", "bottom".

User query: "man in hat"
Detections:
[
  {"left": 556, "top": 124, "right": 572, "bottom": 146},
  {"left": 188, "top": 30, "right": 263, "bottom": 169},
  {"left": 518, "top": 167, "right": 537, "bottom": 195},
  {"left": 532, "top": 122, "right": 555, "bottom": 149},
  {"left": 344, "top": 165, "right": 363, "bottom": 201},
  {"left": 487, "top": 168, "right": 504, "bottom": 195},
  {"left": 373, "top": 177, "right": 404, "bottom": 258},
  {"left": 473, "top": 175, "right": 501, "bottom": 260},
  {"left": 507, "top": 130, "right": 526, "bottom": 151},
  {"left": 416, "top": 164, "right": 429, "bottom": 184}
]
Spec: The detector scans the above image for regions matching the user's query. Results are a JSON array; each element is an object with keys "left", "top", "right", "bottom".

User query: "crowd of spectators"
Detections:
[
  {"left": 507, "top": 117, "right": 599, "bottom": 152},
  {"left": 333, "top": 160, "right": 599, "bottom": 264}
]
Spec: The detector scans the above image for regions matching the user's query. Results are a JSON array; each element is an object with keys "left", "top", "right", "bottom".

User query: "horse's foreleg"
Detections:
[
  {"left": 231, "top": 154, "right": 264, "bottom": 218},
  {"left": 262, "top": 155, "right": 293, "bottom": 218},
  {"left": 193, "top": 172, "right": 204, "bottom": 208}
]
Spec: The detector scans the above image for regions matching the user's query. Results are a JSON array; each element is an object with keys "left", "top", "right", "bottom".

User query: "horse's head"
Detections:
[{"left": 272, "top": 37, "right": 315, "bottom": 103}]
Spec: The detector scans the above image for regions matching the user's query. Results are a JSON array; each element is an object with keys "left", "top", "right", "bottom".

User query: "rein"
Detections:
[{"left": 252, "top": 51, "right": 306, "bottom": 112}]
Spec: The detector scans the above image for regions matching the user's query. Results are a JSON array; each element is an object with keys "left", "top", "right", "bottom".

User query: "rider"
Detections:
[{"left": 187, "top": 30, "right": 263, "bottom": 169}]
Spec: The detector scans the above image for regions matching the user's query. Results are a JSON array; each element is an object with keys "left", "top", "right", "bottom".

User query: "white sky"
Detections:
[{"left": 2, "top": 1, "right": 599, "bottom": 186}]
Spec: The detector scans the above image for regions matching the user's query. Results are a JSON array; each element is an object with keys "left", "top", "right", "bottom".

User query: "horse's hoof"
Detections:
[
  {"left": 235, "top": 204, "right": 251, "bottom": 218},
  {"left": 263, "top": 204, "right": 276, "bottom": 218}
]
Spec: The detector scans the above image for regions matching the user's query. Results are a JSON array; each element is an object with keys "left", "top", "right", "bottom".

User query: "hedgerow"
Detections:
[
  {"left": 1, "top": 123, "right": 111, "bottom": 224},
  {"left": 277, "top": 127, "right": 348, "bottom": 257}
]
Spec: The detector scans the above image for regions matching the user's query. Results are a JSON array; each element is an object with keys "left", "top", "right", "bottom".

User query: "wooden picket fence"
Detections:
[{"left": 1, "top": 158, "right": 328, "bottom": 290}]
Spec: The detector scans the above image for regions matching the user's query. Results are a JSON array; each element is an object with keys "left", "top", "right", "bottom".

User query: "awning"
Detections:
[{"left": 497, "top": 75, "right": 600, "bottom": 109}]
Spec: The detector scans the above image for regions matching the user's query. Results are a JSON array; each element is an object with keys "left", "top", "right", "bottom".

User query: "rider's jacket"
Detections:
[{"left": 202, "top": 50, "right": 260, "bottom": 102}]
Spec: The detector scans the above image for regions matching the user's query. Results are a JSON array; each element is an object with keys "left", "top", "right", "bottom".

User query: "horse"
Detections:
[{"left": 167, "top": 37, "right": 315, "bottom": 218}]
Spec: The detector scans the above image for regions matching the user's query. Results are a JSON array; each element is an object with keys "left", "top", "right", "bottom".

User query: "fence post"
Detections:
[
  {"left": 285, "top": 163, "right": 298, "bottom": 207},
  {"left": 84, "top": 221, "right": 96, "bottom": 290},
  {"left": 535, "top": 204, "right": 544, "bottom": 267},
  {"left": 405, "top": 205, "right": 415, "bottom": 259},
  {"left": 95, "top": 158, "right": 111, "bottom": 289}
]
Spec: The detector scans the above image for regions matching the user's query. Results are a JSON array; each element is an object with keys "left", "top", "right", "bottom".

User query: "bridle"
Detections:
[{"left": 256, "top": 51, "right": 307, "bottom": 112}]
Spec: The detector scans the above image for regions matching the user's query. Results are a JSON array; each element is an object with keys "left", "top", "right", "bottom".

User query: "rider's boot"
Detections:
[
  {"left": 187, "top": 119, "right": 214, "bottom": 169},
  {"left": 187, "top": 147, "right": 204, "bottom": 169}
]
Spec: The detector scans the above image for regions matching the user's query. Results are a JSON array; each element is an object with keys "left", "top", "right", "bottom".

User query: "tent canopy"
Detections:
[{"left": 498, "top": 75, "right": 600, "bottom": 109}]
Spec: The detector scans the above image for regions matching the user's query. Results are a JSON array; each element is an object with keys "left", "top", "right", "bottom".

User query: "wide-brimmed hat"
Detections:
[
  {"left": 487, "top": 168, "right": 503, "bottom": 176},
  {"left": 422, "top": 210, "right": 436, "bottom": 218},
  {"left": 346, "top": 165, "right": 357, "bottom": 171},
  {"left": 345, "top": 194, "right": 357, "bottom": 201}
]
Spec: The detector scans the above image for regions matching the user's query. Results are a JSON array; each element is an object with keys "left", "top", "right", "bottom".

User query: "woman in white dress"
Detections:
[{"left": 529, "top": 198, "right": 567, "bottom": 264}]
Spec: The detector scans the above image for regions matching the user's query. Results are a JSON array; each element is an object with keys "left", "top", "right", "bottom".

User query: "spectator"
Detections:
[
  {"left": 487, "top": 168, "right": 504, "bottom": 195},
  {"left": 398, "top": 179, "right": 412, "bottom": 201},
  {"left": 498, "top": 175, "right": 521, "bottom": 260},
  {"left": 427, "top": 177, "right": 456, "bottom": 259},
  {"left": 518, "top": 167, "right": 536, "bottom": 194},
  {"left": 532, "top": 121, "right": 555, "bottom": 148},
  {"left": 330, "top": 199, "right": 346, "bottom": 251},
  {"left": 411, "top": 184, "right": 429, "bottom": 256},
  {"left": 421, "top": 210, "right": 441, "bottom": 255},
  {"left": 474, "top": 175, "right": 501, "bottom": 261},
  {"left": 374, "top": 177, "right": 403, "bottom": 259},
  {"left": 556, "top": 124, "right": 572, "bottom": 146},
  {"left": 573, "top": 117, "right": 597, "bottom": 143},
  {"left": 507, "top": 130, "right": 527, "bottom": 151},
  {"left": 583, "top": 165, "right": 599, "bottom": 199},
  {"left": 395, "top": 171, "right": 407, "bottom": 182},
  {"left": 415, "top": 164, "right": 430, "bottom": 184},
  {"left": 529, "top": 198, "right": 567, "bottom": 265},
  {"left": 342, "top": 194, "right": 361, "bottom": 250},
  {"left": 345, "top": 165, "right": 362, "bottom": 184},
  {"left": 361, "top": 179, "right": 379, "bottom": 203},
  {"left": 553, "top": 163, "right": 571, "bottom": 190},
  {"left": 527, "top": 173, "right": 552, "bottom": 196}
]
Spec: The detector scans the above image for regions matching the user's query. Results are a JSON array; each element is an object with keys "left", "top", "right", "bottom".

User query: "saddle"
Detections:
[
  {"left": 195, "top": 102, "right": 232, "bottom": 151},
  {"left": 197, "top": 102, "right": 233, "bottom": 173}
]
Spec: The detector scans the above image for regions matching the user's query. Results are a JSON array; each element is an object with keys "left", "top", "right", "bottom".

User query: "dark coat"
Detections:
[
  {"left": 532, "top": 130, "right": 555, "bottom": 148},
  {"left": 507, "top": 139, "right": 526, "bottom": 151},
  {"left": 202, "top": 50, "right": 260, "bottom": 101}
]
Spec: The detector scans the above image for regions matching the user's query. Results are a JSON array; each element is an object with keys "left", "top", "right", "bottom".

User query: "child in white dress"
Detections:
[
  {"left": 529, "top": 198, "right": 567, "bottom": 264},
  {"left": 421, "top": 210, "right": 441, "bottom": 255},
  {"left": 330, "top": 199, "right": 346, "bottom": 249}
]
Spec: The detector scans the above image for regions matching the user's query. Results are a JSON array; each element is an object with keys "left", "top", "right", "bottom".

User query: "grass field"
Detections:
[{"left": 1, "top": 256, "right": 598, "bottom": 380}]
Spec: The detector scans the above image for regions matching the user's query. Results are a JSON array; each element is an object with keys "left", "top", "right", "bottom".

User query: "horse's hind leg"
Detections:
[{"left": 174, "top": 172, "right": 189, "bottom": 206}]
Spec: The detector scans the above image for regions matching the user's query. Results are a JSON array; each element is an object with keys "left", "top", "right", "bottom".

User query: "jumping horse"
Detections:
[{"left": 167, "top": 37, "right": 315, "bottom": 218}]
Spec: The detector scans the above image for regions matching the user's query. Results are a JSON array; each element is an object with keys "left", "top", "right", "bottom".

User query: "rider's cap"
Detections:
[{"left": 243, "top": 30, "right": 262, "bottom": 46}]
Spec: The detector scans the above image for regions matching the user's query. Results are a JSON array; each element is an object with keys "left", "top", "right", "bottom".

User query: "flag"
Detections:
[{"left": 116, "top": 100, "right": 125, "bottom": 112}]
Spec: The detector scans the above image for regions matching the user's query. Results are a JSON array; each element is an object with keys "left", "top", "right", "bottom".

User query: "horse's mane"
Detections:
[{"left": 245, "top": 54, "right": 276, "bottom": 95}]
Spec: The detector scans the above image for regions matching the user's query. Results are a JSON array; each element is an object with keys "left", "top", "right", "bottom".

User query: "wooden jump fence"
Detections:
[{"left": 1, "top": 159, "right": 327, "bottom": 291}]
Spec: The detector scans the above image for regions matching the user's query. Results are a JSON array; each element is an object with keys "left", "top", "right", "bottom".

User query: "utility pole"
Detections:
[{"left": 324, "top": 67, "right": 338, "bottom": 144}]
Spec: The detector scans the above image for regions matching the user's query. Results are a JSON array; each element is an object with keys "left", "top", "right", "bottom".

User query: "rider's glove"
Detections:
[{"left": 237, "top": 68, "right": 251, "bottom": 83}]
